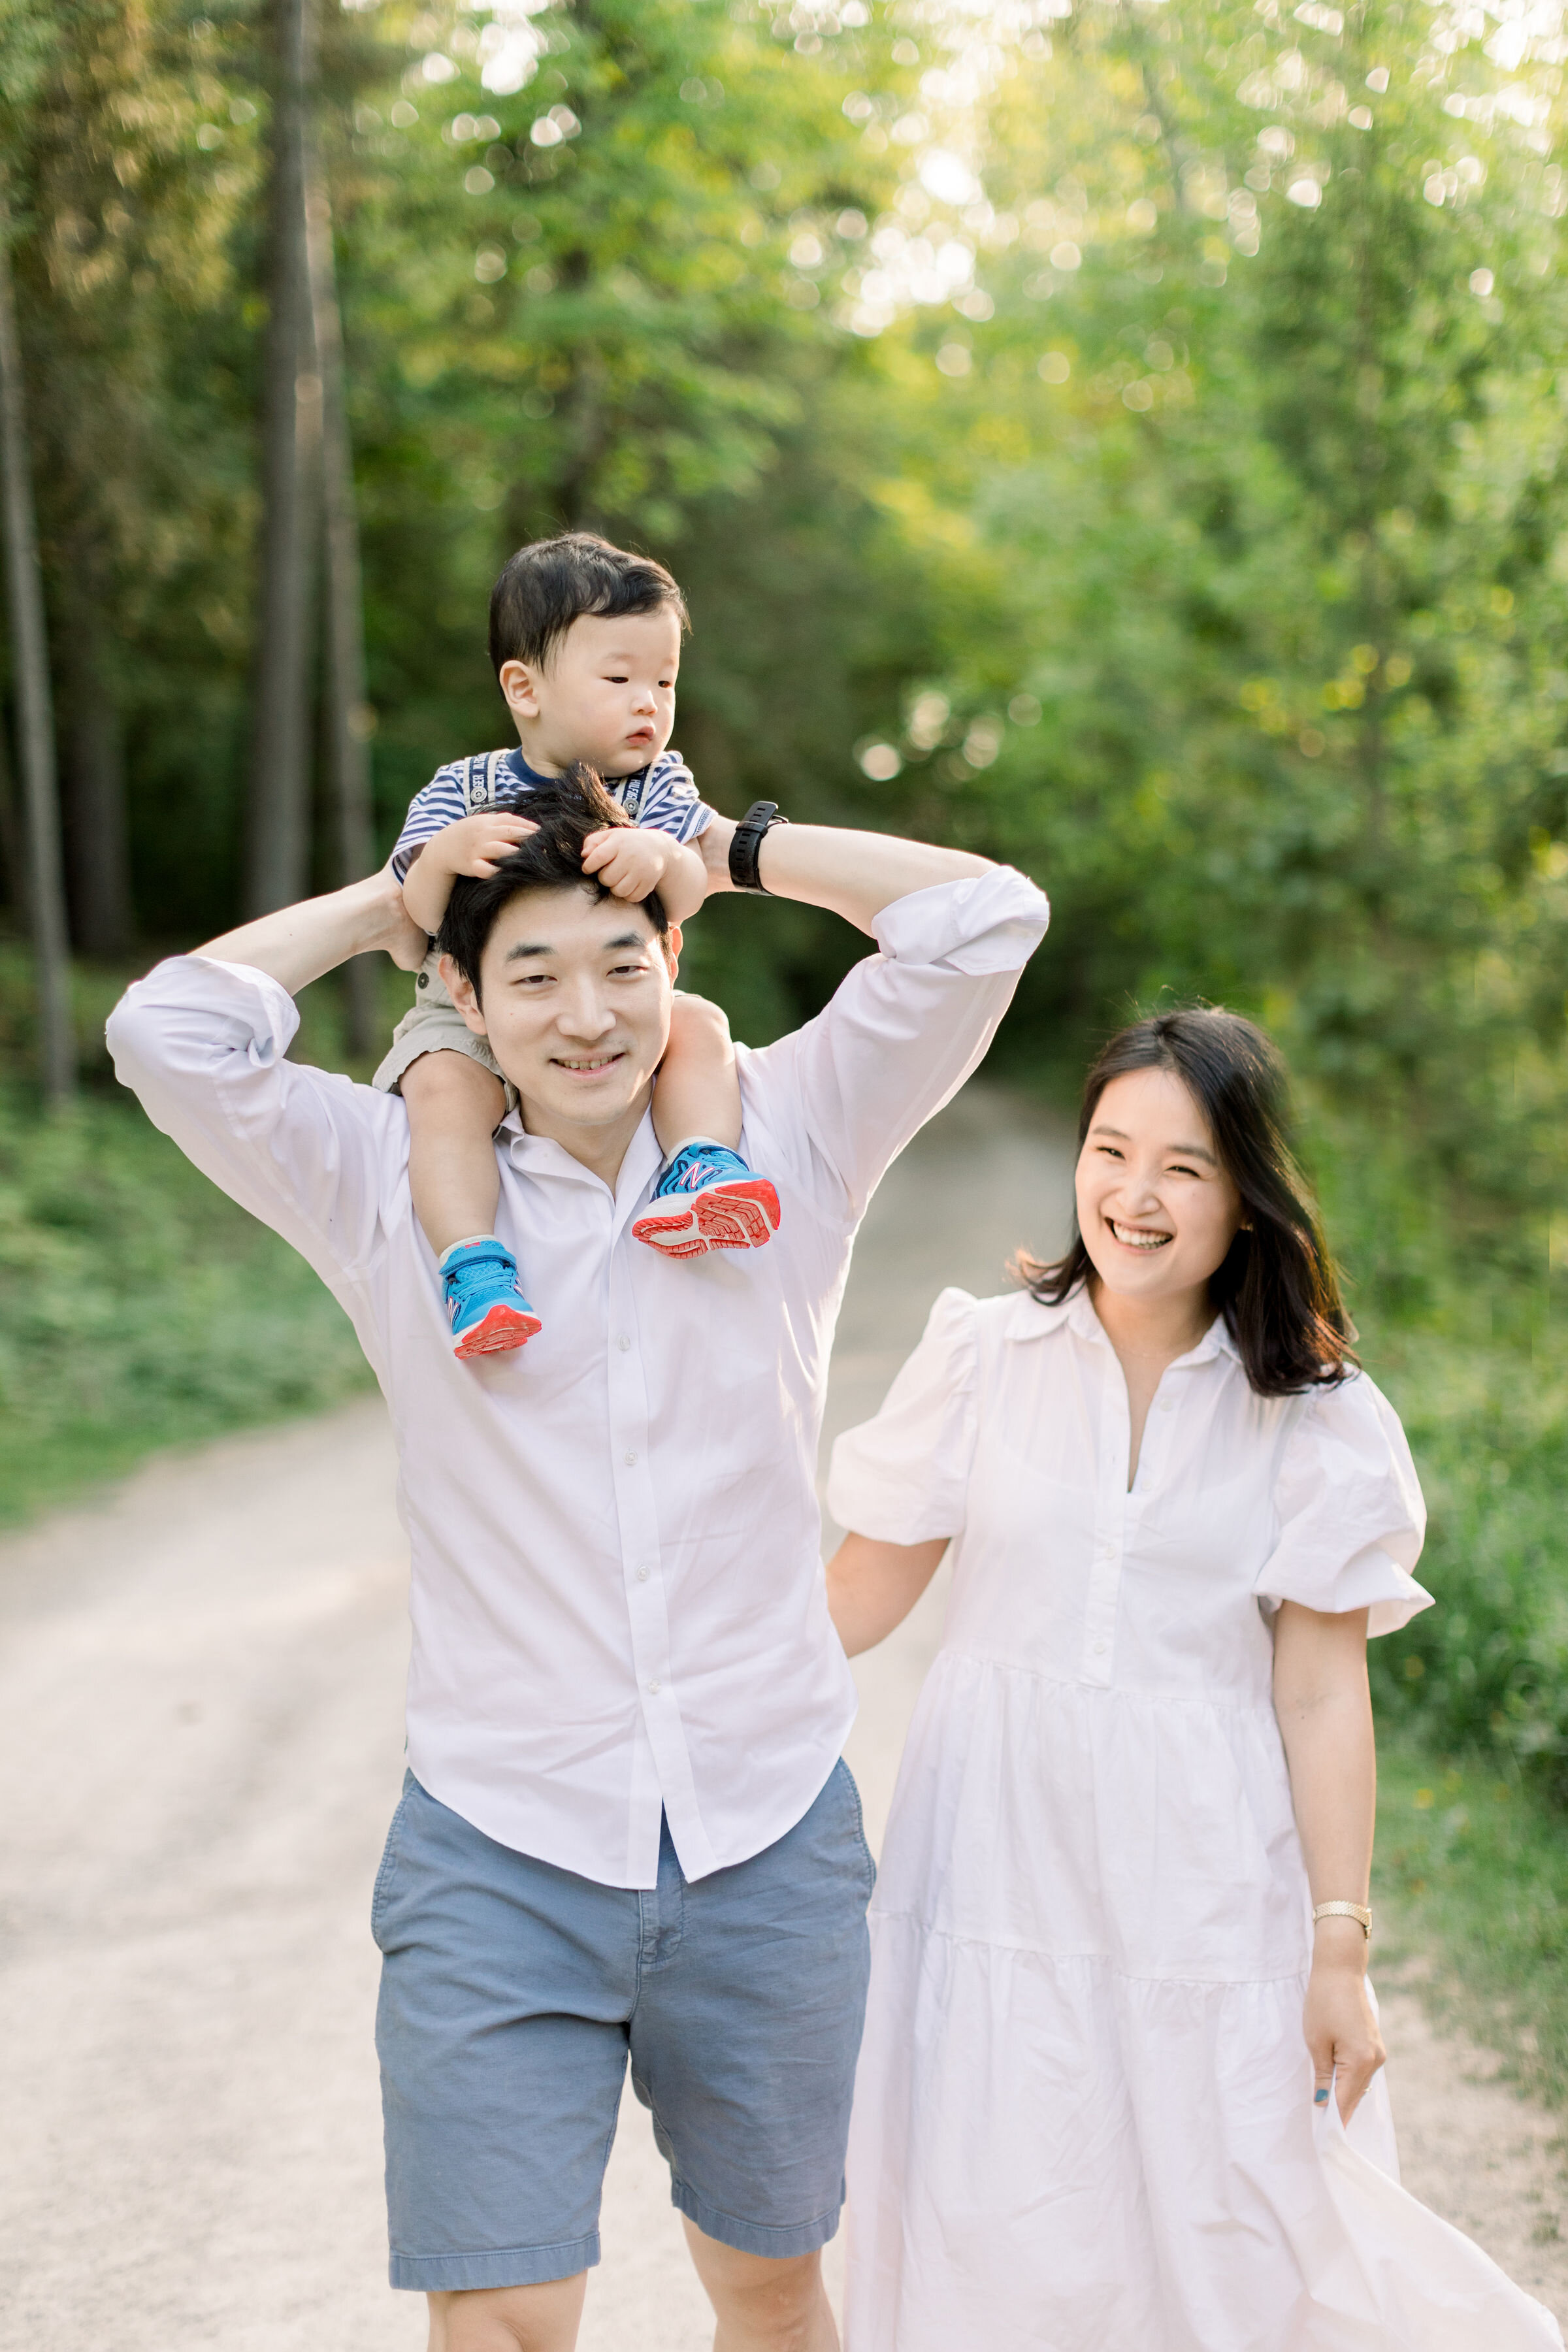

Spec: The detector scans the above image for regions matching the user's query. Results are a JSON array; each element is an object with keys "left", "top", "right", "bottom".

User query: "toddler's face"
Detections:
[{"left": 502, "top": 606, "right": 681, "bottom": 776}]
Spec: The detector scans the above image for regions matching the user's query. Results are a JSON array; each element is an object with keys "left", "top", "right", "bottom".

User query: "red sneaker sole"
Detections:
[
  {"left": 632, "top": 1179, "right": 781, "bottom": 1257},
  {"left": 454, "top": 1305, "right": 544, "bottom": 1359}
]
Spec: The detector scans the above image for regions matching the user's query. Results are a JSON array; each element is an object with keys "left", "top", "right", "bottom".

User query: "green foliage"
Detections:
[
  {"left": 1367, "top": 1322, "right": 1568, "bottom": 1808},
  {"left": 0, "top": 1070, "right": 372, "bottom": 1525},
  {"left": 858, "top": 0, "right": 1568, "bottom": 1194},
  {"left": 1281, "top": 1103, "right": 1568, "bottom": 1815}
]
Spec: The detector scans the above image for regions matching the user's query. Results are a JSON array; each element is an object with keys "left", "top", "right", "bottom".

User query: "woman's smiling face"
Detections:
[{"left": 1075, "top": 1066, "right": 1245, "bottom": 1311}]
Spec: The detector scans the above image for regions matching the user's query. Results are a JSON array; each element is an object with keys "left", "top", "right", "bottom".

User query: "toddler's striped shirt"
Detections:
[{"left": 391, "top": 745, "right": 711, "bottom": 881}]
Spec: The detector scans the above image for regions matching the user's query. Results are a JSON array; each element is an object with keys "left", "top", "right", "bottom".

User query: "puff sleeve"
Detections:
[
  {"left": 826, "top": 1286, "right": 980, "bottom": 1545},
  {"left": 1252, "top": 1371, "right": 1433, "bottom": 1636}
]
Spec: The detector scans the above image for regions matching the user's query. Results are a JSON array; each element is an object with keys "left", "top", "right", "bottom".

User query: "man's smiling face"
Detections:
[{"left": 440, "top": 884, "right": 679, "bottom": 1152}]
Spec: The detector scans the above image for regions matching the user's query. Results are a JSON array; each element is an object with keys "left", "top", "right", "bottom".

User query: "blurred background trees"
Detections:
[
  {"left": 3, "top": 0, "right": 1564, "bottom": 1176},
  {"left": 1, "top": 0, "right": 1567, "bottom": 1855}
]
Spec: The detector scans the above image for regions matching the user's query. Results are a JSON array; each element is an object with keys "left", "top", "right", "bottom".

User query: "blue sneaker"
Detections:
[
  {"left": 440, "top": 1238, "right": 542, "bottom": 1360},
  {"left": 631, "top": 1141, "right": 781, "bottom": 1259}
]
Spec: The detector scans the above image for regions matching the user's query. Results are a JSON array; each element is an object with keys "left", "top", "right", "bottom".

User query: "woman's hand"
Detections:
[{"left": 1303, "top": 1917, "right": 1386, "bottom": 2123}]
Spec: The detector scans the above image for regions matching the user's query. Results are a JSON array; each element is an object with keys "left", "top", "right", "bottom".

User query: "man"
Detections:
[{"left": 106, "top": 782, "right": 1049, "bottom": 2351}]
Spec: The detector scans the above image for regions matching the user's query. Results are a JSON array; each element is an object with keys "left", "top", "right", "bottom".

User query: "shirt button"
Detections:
[
  {"left": 624, "top": 1450, "right": 638, "bottom": 1465},
  {"left": 637, "top": 1567, "right": 649, "bottom": 1583},
  {"left": 648, "top": 1680, "right": 661, "bottom": 1695},
  {"left": 617, "top": 1335, "right": 631, "bottom": 1352},
  {"left": 1093, "top": 1641, "right": 1109, "bottom": 1656}
]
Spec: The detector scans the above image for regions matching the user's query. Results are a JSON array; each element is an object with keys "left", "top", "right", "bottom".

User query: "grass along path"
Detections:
[
  {"left": 1377, "top": 1737, "right": 1568, "bottom": 2125},
  {"left": 0, "top": 947, "right": 408, "bottom": 1527}
]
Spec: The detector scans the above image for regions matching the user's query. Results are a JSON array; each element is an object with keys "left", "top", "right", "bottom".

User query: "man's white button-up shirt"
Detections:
[{"left": 106, "top": 870, "right": 1049, "bottom": 1888}]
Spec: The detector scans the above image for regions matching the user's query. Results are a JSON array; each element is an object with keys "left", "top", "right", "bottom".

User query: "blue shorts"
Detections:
[{"left": 372, "top": 1762, "right": 875, "bottom": 2293}]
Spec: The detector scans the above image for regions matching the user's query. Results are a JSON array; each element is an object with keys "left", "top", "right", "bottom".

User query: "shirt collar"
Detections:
[
  {"left": 504, "top": 747, "right": 556, "bottom": 791},
  {"left": 498, "top": 1104, "right": 664, "bottom": 1214},
  {"left": 504, "top": 746, "right": 649, "bottom": 791}
]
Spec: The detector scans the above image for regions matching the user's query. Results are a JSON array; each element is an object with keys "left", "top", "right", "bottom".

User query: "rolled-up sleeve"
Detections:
[
  {"left": 106, "top": 956, "right": 405, "bottom": 1299},
  {"left": 743, "top": 867, "right": 1049, "bottom": 1218}
]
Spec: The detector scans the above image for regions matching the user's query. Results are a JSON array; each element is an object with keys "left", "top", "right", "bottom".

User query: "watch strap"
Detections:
[{"left": 729, "top": 800, "right": 787, "bottom": 894}]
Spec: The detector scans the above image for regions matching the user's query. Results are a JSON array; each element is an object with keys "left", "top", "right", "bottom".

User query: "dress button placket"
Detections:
[{"left": 1081, "top": 1348, "right": 1128, "bottom": 1686}]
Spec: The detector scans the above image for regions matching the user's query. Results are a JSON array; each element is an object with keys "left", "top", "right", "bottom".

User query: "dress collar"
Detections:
[
  {"left": 1179, "top": 1313, "right": 1240, "bottom": 1367},
  {"left": 1004, "top": 1281, "right": 1238, "bottom": 1364}
]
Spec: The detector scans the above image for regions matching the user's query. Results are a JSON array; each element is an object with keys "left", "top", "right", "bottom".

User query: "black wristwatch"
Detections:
[{"left": 729, "top": 800, "right": 789, "bottom": 894}]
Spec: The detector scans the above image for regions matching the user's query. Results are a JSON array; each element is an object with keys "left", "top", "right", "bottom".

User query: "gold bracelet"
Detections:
[{"left": 1312, "top": 1900, "right": 1371, "bottom": 1937}]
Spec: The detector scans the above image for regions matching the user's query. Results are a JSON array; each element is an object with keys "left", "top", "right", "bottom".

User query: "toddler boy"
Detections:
[{"left": 374, "top": 532, "right": 779, "bottom": 1358}]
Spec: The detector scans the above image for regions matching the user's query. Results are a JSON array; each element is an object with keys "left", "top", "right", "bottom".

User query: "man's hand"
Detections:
[
  {"left": 581, "top": 825, "right": 677, "bottom": 902},
  {"left": 402, "top": 811, "right": 539, "bottom": 936},
  {"left": 382, "top": 879, "right": 433, "bottom": 971}
]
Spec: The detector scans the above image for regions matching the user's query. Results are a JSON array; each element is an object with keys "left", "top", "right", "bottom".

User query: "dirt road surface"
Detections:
[{"left": 3, "top": 1083, "right": 1563, "bottom": 2347}]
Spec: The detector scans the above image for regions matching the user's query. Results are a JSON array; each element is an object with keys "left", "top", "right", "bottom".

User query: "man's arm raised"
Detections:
[
  {"left": 208, "top": 826, "right": 976, "bottom": 975},
  {"left": 196, "top": 868, "right": 428, "bottom": 995},
  {"left": 698, "top": 812, "right": 990, "bottom": 930},
  {"left": 106, "top": 873, "right": 429, "bottom": 1318}
]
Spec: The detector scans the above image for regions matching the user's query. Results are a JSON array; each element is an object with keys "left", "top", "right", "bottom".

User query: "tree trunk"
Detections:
[
  {"left": 245, "top": 0, "right": 321, "bottom": 917},
  {"left": 0, "top": 700, "right": 24, "bottom": 919},
  {"left": 60, "top": 536, "right": 133, "bottom": 955},
  {"left": 0, "top": 211, "right": 73, "bottom": 1105},
  {"left": 304, "top": 131, "right": 378, "bottom": 1051}
]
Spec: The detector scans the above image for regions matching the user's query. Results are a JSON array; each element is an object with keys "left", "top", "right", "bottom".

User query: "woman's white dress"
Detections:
[{"left": 828, "top": 1285, "right": 1563, "bottom": 2352}]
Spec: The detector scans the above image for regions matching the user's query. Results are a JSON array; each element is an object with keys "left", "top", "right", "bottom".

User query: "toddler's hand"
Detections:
[
  {"left": 423, "top": 809, "right": 539, "bottom": 879},
  {"left": 581, "top": 825, "right": 673, "bottom": 901}
]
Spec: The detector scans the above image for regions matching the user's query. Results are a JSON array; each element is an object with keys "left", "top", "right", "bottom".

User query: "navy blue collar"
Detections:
[
  {"left": 504, "top": 746, "right": 650, "bottom": 790},
  {"left": 504, "top": 747, "right": 557, "bottom": 791}
]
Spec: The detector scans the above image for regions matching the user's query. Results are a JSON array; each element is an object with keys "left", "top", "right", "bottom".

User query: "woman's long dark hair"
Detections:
[{"left": 1019, "top": 1007, "right": 1354, "bottom": 1397}]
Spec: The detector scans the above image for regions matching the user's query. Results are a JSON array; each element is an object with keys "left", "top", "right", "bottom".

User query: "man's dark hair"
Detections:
[
  {"left": 487, "top": 531, "right": 689, "bottom": 678},
  {"left": 1017, "top": 1004, "right": 1355, "bottom": 1397},
  {"left": 438, "top": 764, "right": 670, "bottom": 997}
]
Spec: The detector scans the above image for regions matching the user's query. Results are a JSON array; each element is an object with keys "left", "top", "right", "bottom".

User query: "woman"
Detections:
[{"left": 827, "top": 1008, "right": 1560, "bottom": 2351}]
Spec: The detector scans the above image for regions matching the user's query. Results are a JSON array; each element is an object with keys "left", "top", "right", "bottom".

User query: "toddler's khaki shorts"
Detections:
[{"left": 372, "top": 951, "right": 517, "bottom": 1112}]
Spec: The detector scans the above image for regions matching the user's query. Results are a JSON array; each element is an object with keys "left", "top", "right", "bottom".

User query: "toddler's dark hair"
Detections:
[
  {"left": 487, "top": 531, "right": 689, "bottom": 678},
  {"left": 438, "top": 763, "right": 670, "bottom": 998},
  {"left": 1018, "top": 1005, "right": 1354, "bottom": 1397}
]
